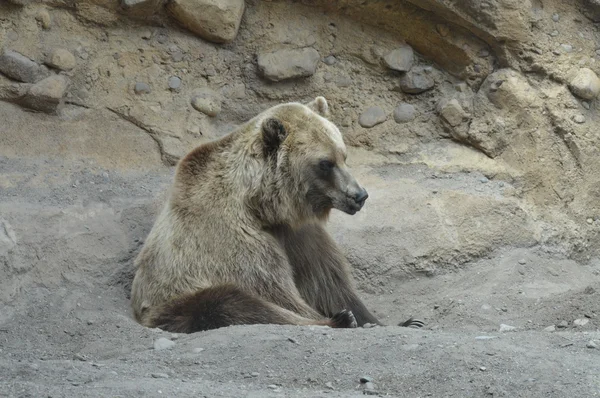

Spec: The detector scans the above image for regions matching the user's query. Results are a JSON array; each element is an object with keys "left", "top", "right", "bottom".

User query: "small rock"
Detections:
[
  {"left": 480, "top": 177, "right": 489, "bottom": 184},
  {"left": 168, "top": 76, "right": 181, "bottom": 91},
  {"left": 587, "top": 341, "right": 597, "bottom": 349},
  {"left": 398, "top": 69, "right": 435, "bottom": 94},
  {"left": 359, "top": 106, "right": 386, "bottom": 128},
  {"left": 359, "top": 376, "right": 373, "bottom": 383},
  {"left": 383, "top": 45, "right": 414, "bottom": 72},
  {"left": 363, "top": 382, "right": 377, "bottom": 395},
  {"left": 568, "top": 68, "right": 600, "bottom": 100},
  {"left": 323, "top": 55, "right": 337, "bottom": 65},
  {"left": 475, "top": 336, "right": 498, "bottom": 340},
  {"left": 550, "top": 30, "right": 559, "bottom": 37},
  {"left": 557, "top": 320, "right": 568, "bottom": 329},
  {"left": 154, "top": 337, "right": 175, "bottom": 351},
  {"left": 191, "top": 88, "right": 221, "bottom": 116},
  {"left": 393, "top": 103, "right": 416, "bottom": 123},
  {"left": 552, "top": 13, "right": 560, "bottom": 22},
  {"left": 35, "top": 10, "right": 52, "bottom": 29},
  {"left": 192, "top": 347, "right": 204, "bottom": 353},
  {"left": 573, "top": 114, "right": 586, "bottom": 124},
  {"left": 250, "top": 372, "right": 259, "bottom": 377},
  {"left": 168, "top": 0, "right": 245, "bottom": 44},
  {"left": 46, "top": 49, "right": 76, "bottom": 71},
  {"left": 0, "top": 49, "right": 49, "bottom": 83},
  {"left": 518, "top": 259, "right": 527, "bottom": 265},
  {"left": 560, "top": 44, "right": 573, "bottom": 53},
  {"left": 325, "top": 382, "right": 334, "bottom": 390},
  {"left": 480, "top": 366, "right": 487, "bottom": 371},
  {"left": 362, "top": 323, "right": 377, "bottom": 328},
  {"left": 134, "top": 82, "right": 151, "bottom": 94},
  {"left": 267, "top": 384, "right": 278, "bottom": 390},
  {"left": 543, "top": 325, "right": 556, "bottom": 332},
  {"left": 257, "top": 48, "right": 320, "bottom": 82},
  {"left": 587, "top": 218, "right": 594, "bottom": 224},
  {"left": 436, "top": 24, "right": 449, "bottom": 37},
  {"left": 21, "top": 75, "right": 69, "bottom": 113},
  {"left": 573, "top": 318, "right": 589, "bottom": 327},
  {"left": 437, "top": 98, "right": 468, "bottom": 126},
  {"left": 499, "top": 324, "right": 516, "bottom": 332},
  {"left": 151, "top": 373, "right": 169, "bottom": 379},
  {"left": 582, "top": 101, "right": 590, "bottom": 109}
]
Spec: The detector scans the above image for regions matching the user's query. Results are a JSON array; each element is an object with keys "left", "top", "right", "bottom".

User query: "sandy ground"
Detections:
[{"left": 1, "top": 156, "right": 599, "bottom": 398}]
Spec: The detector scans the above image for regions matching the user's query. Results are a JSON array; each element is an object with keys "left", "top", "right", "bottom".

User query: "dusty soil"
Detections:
[{"left": 1, "top": 151, "right": 599, "bottom": 398}]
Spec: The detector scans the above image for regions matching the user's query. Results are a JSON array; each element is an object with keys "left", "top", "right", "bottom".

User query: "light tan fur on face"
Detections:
[{"left": 130, "top": 96, "right": 380, "bottom": 331}]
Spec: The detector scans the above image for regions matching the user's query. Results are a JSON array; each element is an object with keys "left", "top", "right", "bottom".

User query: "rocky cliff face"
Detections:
[{"left": 1, "top": 0, "right": 599, "bottom": 297}]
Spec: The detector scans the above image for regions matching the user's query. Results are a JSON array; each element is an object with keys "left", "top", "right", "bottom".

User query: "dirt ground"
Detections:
[{"left": 1, "top": 153, "right": 599, "bottom": 398}]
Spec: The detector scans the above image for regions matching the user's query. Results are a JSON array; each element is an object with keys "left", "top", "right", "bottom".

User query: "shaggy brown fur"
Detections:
[{"left": 130, "top": 97, "right": 420, "bottom": 333}]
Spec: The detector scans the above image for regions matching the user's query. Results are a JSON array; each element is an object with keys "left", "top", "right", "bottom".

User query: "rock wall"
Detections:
[{"left": 1, "top": 0, "right": 599, "bottom": 298}]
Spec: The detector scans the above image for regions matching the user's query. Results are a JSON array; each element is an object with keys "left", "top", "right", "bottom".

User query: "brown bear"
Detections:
[{"left": 130, "top": 96, "right": 422, "bottom": 332}]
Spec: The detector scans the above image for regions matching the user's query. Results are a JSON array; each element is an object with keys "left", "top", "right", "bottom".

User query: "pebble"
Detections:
[
  {"left": 587, "top": 218, "right": 594, "bottom": 224},
  {"left": 267, "top": 384, "right": 278, "bottom": 390},
  {"left": 192, "top": 347, "right": 204, "bottom": 353},
  {"left": 499, "top": 324, "right": 516, "bottom": 332},
  {"left": 0, "top": 49, "right": 49, "bottom": 83},
  {"left": 550, "top": 30, "right": 559, "bottom": 37},
  {"left": 359, "top": 106, "right": 387, "bottom": 128},
  {"left": 134, "top": 82, "right": 151, "bottom": 94},
  {"left": 518, "top": 259, "right": 527, "bottom": 265},
  {"left": 325, "top": 382, "right": 334, "bottom": 390},
  {"left": 587, "top": 341, "right": 597, "bottom": 349},
  {"left": 151, "top": 373, "right": 169, "bottom": 379},
  {"left": 360, "top": 376, "right": 373, "bottom": 383},
  {"left": 323, "top": 55, "right": 337, "bottom": 65},
  {"left": 573, "top": 318, "right": 589, "bottom": 327},
  {"left": 573, "top": 114, "right": 586, "bottom": 124},
  {"left": 582, "top": 101, "right": 590, "bottom": 109},
  {"left": 35, "top": 10, "right": 52, "bottom": 29},
  {"left": 568, "top": 68, "right": 600, "bottom": 100},
  {"left": 383, "top": 45, "right": 414, "bottom": 72},
  {"left": 154, "top": 337, "right": 175, "bottom": 350},
  {"left": 393, "top": 103, "right": 416, "bottom": 123},
  {"left": 557, "top": 320, "right": 568, "bottom": 329},
  {"left": 191, "top": 88, "right": 221, "bottom": 116},
  {"left": 480, "top": 177, "right": 489, "bottom": 184},
  {"left": 257, "top": 47, "right": 320, "bottom": 82},
  {"left": 168, "top": 76, "right": 182, "bottom": 91},
  {"left": 250, "top": 372, "right": 259, "bottom": 377},
  {"left": 552, "top": 13, "right": 560, "bottom": 22},
  {"left": 480, "top": 366, "right": 487, "bottom": 371},
  {"left": 398, "top": 69, "right": 435, "bottom": 94},
  {"left": 46, "top": 48, "right": 76, "bottom": 71},
  {"left": 560, "top": 44, "right": 573, "bottom": 53},
  {"left": 475, "top": 336, "right": 498, "bottom": 340},
  {"left": 543, "top": 325, "right": 556, "bottom": 332},
  {"left": 438, "top": 98, "right": 468, "bottom": 126}
]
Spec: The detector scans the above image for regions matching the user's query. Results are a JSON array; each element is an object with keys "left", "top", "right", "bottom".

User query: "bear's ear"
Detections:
[
  {"left": 306, "top": 96, "right": 330, "bottom": 118},
  {"left": 262, "top": 117, "right": 288, "bottom": 156}
]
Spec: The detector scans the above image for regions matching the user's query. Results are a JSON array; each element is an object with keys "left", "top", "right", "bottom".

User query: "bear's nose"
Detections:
[{"left": 354, "top": 189, "right": 369, "bottom": 206}]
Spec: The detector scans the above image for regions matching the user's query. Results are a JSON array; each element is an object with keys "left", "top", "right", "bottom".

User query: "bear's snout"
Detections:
[{"left": 352, "top": 188, "right": 369, "bottom": 209}]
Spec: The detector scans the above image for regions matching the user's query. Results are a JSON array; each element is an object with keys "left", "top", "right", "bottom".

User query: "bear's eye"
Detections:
[{"left": 319, "top": 159, "right": 335, "bottom": 172}]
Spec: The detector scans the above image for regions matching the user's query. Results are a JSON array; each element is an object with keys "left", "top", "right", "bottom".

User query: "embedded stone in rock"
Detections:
[
  {"left": 134, "top": 82, "right": 151, "bottom": 94},
  {"left": 359, "top": 106, "right": 386, "bottom": 128},
  {"left": 438, "top": 98, "right": 469, "bottom": 127},
  {"left": 35, "top": 10, "right": 52, "bottom": 29},
  {"left": 168, "top": 76, "right": 181, "bottom": 91},
  {"left": 393, "top": 103, "right": 416, "bottom": 123},
  {"left": 383, "top": 45, "right": 414, "bottom": 72},
  {"left": 191, "top": 88, "right": 221, "bottom": 117},
  {"left": 121, "top": 0, "right": 165, "bottom": 17},
  {"left": 168, "top": 0, "right": 245, "bottom": 44},
  {"left": 568, "top": 68, "right": 600, "bottom": 100},
  {"left": 46, "top": 49, "right": 76, "bottom": 71},
  {"left": 398, "top": 69, "right": 434, "bottom": 94},
  {"left": 21, "top": 75, "right": 69, "bottom": 113},
  {"left": 257, "top": 48, "right": 320, "bottom": 82},
  {"left": 0, "top": 50, "right": 49, "bottom": 83}
]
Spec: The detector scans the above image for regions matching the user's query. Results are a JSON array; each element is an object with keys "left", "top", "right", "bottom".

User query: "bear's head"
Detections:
[{"left": 259, "top": 96, "right": 368, "bottom": 224}]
